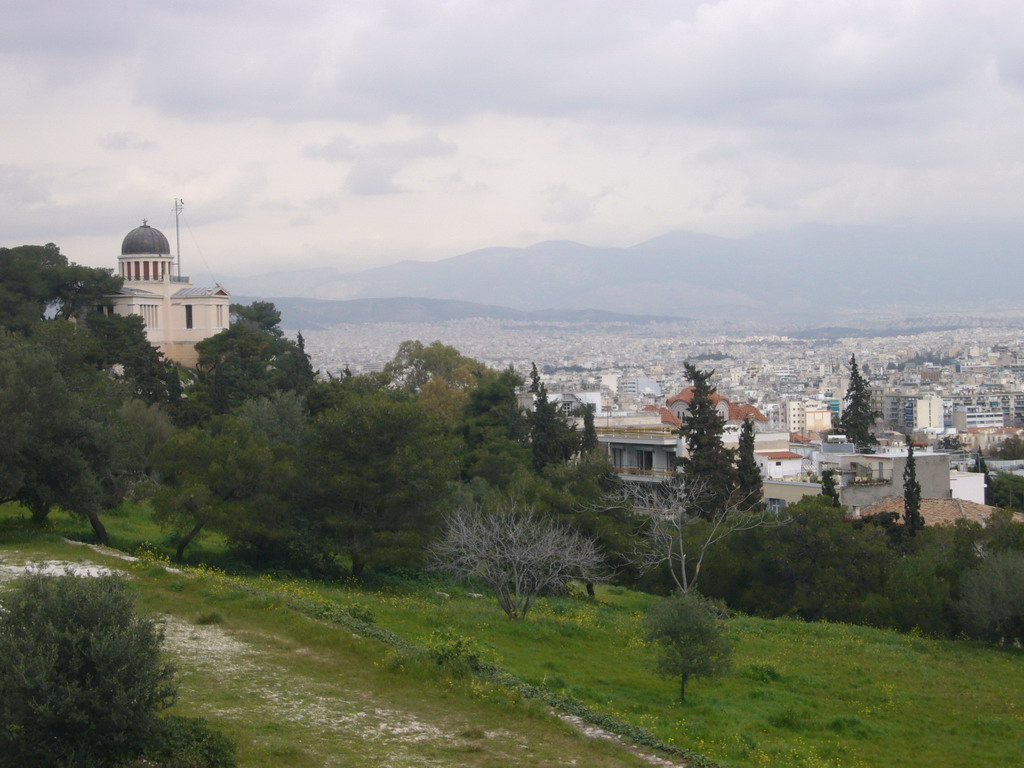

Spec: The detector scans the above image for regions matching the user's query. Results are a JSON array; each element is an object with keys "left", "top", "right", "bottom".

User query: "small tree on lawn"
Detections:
[
  {"left": 433, "top": 503, "right": 605, "bottom": 620},
  {"left": 643, "top": 591, "right": 732, "bottom": 703}
]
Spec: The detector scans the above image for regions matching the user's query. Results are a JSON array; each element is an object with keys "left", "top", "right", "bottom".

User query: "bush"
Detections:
[
  {"left": 0, "top": 572, "right": 177, "bottom": 768},
  {"left": 140, "top": 715, "right": 237, "bottom": 768},
  {"left": 424, "top": 628, "right": 491, "bottom": 674}
]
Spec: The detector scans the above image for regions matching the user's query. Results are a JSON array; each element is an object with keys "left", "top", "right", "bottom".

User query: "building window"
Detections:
[
  {"left": 143, "top": 261, "right": 150, "bottom": 280},
  {"left": 185, "top": 305, "right": 193, "bottom": 329},
  {"left": 638, "top": 449, "right": 654, "bottom": 471}
]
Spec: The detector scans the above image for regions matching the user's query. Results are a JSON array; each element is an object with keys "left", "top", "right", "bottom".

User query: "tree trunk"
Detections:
[
  {"left": 586, "top": 581, "right": 595, "bottom": 599},
  {"left": 175, "top": 520, "right": 205, "bottom": 562},
  {"left": 30, "top": 506, "right": 50, "bottom": 525},
  {"left": 85, "top": 509, "right": 110, "bottom": 545},
  {"left": 679, "top": 674, "right": 687, "bottom": 703}
]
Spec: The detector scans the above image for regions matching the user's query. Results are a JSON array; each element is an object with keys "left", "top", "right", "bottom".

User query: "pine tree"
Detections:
[
  {"left": 736, "top": 416, "right": 762, "bottom": 510},
  {"left": 903, "top": 438, "right": 923, "bottom": 536},
  {"left": 678, "top": 364, "right": 737, "bottom": 516},
  {"left": 838, "top": 354, "right": 878, "bottom": 452}
]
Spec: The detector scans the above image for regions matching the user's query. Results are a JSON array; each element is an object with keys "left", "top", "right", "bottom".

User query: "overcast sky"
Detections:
[{"left": 3, "top": 0, "right": 1024, "bottom": 279}]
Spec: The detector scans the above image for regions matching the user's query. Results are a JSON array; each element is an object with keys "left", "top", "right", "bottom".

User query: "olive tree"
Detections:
[
  {"left": 433, "top": 503, "right": 605, "bottom": 619},
  {"left": 644, "top": 590, "right": 732, "bottom": 703}
]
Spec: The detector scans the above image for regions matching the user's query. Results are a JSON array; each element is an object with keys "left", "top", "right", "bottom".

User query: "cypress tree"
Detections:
[
  {"left": 903, "top": 438, "right": 923, "bottom": 536},
  {"left": 736, "top": 416, "right": 762, "bottom": 510},
  {"left": 821, "top": 468, "right": 841, "bottom": 508},
  {"left": 678, "top": 364, "right": 737, "bottom": 516},
  {"left": 838, "top": 354, "right": 878, "bottom": 452}
]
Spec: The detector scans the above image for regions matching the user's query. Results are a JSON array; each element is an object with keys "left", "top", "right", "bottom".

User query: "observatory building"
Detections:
[{"left": 106, "top": 220, "right": 230, "bottom": 367}]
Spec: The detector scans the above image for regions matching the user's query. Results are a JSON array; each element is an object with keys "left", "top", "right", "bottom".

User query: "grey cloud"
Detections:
[
  {"left": 541, "top": 184, "right": 607, "bottom": 224},
  {"left": 305, "top": 133, "right": 457, "bottom": 195},
  {"left": 14, "top": 0, "right": 1020, "bottom": 135},
  {"left": 98, "top": 133, "right": 156, "bottom": 151}
]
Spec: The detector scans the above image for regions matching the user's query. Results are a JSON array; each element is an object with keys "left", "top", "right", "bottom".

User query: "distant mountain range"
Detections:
[
  {"left": 231, "top": 295, "right": 687, "bottom": 330},
  {"left": 221, "top": 222, "right": 1024, "bottom": 325}
]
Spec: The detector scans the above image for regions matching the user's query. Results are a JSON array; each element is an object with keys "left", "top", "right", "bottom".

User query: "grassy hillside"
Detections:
[{"left": 2, "top": 505, "right": 1022, "bottom": 768}]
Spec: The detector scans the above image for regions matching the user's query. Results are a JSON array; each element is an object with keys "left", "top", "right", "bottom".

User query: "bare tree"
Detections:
[
  {"left": 622, "top": 477, "right": 786, "bottom": 593},
  {"left": 433, "top": 503, "right": 605, "bottom": 620}
]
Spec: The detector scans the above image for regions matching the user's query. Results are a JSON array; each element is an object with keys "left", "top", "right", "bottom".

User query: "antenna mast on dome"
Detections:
[{"left": 174, "top": 198, "right": 184, "bottom": 277}]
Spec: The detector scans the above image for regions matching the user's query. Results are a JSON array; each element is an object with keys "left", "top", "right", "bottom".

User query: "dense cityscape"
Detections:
[{"left": 303, "top": 319, "right": 1024, "bottom": 444}]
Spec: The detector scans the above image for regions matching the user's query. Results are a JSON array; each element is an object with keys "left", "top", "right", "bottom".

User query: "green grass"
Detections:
[{"left": 4, "top": 502, "right": 1023, "bottom": 768}]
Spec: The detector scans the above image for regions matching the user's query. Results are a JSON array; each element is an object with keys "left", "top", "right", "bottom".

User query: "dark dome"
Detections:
[{"left": 121, "top": 222, "right": 170, "bottom": 255}]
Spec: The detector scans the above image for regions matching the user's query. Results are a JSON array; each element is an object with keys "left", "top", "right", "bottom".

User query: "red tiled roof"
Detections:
[
  {"left": 860, "top": 498, "right": 1024, "bottom": 526},
  {"left": 666, "top": 387, "right": 767, "bottom": 422},
  {"left": 643, "top": 405, "right": 682, "bottom": 427},
  {"left": 756, "top": 451, "right": 804, "bottom": 460}
]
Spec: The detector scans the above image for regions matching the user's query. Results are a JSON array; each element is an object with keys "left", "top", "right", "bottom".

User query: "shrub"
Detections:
[
  {"left": 140, "top": 715, "right": 237, "bottom": 768},
  {"left": 0, "top": 572, "right": 177, "bottom": 768},
  {"left": 425, "top": 628, "right": 491, "bottom": 674}
]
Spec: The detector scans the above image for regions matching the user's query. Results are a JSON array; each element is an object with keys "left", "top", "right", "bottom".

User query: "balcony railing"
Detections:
[
  {"left": 611, "top": 467, "right": 676, "bottom": 478},
  {"left": 596, "top": 425, "right": 678, "bottom": 440}
]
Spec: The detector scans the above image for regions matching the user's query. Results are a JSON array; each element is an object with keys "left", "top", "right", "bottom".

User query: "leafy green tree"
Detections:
[
  {"left": 643, "top": 591, "right": 732, "bottom": 703},
  {"left": 678, "top": 364, "right": 736, "bottom": 516},
  {"left": 736, "top": 416, "right": 762, "bottom": 510},
  {"left": 861, "top": 550, "right": 953, "bottom": 636},
  {"left": 230, "top": 300, "right": 283, "bottom": 335},
  {"left": 837, "top": 354, "right": 878, "bottom": 451},
  {"left": 384, "top": 339, "right": 486, "bottom": 393},
  {"left": 302, "top": 391, "right": 458, "bottom": 577},
  {"left": 955, "top": 551, "right": 1024, "bottom": 645},
  {"left": 193, "top": 303, "right": 314, "bottom": 416},
  {"left": 821, "top": 469, "right": 841, "bottom": 507},
  {"left": 236, "top": 391, "right": 309, "bottom": 448},
  {"left": 151, "top": 417, "right": 294, "bottom": 562},
  {"left": 0, "top": 243, "right": 122, "bottom": 332},
  {"left": 988, "top": 472, "right": 1024, "bottom": 511},
  {"left": 85, "top": 313, "right": 182, "bottom": 405},
  {"left": 0, "top": 332, "right": 142, "bottom": 543},
  {"left": 461, "top": 368, "right": 531, "bottom": 488},
  {"left": 715, "top": 496, "right": 893, "bottom": 622},
  {"left": 937, "top": 434, "right": 964, "bottom": 451},
  {"left": 903, "top": 439, "right": 924, "bottom": 536},
  {"left": 993, "top": 436, "right": 1024, "bottom": 460},
  {"left": 0, "top": 573, "right": 177, "bottom": 768}
]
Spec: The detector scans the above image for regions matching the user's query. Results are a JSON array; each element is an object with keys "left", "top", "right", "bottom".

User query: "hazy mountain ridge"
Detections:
[
  {"left": 223, "top": 223, "right": 1024, "bottom": 323},
  {"left": 231, "top": 295, "right": 690, "bottom": 330}
]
